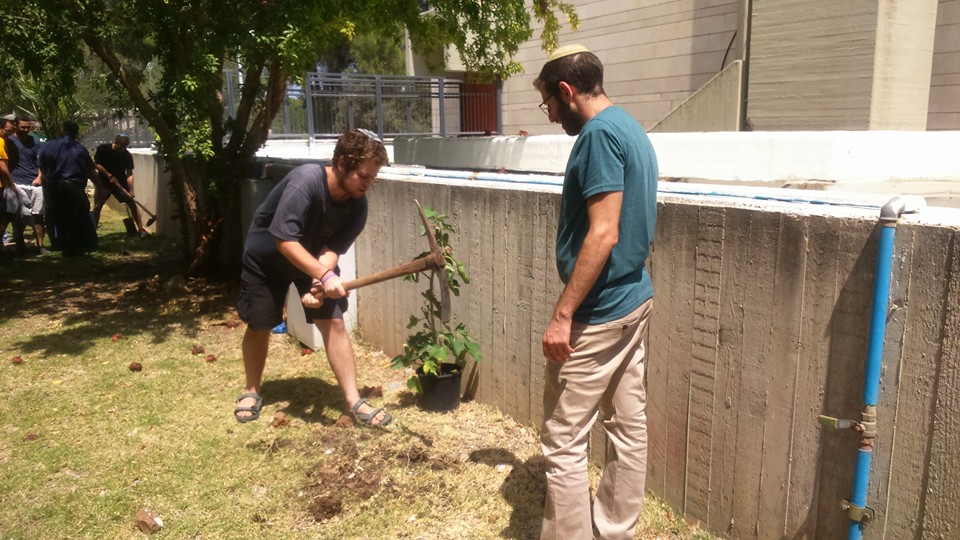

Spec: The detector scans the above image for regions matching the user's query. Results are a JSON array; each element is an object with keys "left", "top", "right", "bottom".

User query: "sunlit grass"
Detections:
[{"left": 0, "top": 207, "right": 709, "bottom": 539}]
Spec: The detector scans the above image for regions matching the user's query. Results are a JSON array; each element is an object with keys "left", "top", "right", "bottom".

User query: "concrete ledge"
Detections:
[{"left": 393, "top": 131, "right": 960, "bottom": 186}]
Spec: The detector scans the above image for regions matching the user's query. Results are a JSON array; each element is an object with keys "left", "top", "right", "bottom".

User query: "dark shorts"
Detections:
[
  {"left": 237, "top": 268, "right": 348, "bottom": 331},
  {"left": 104, "top": 181, "right": 135, "bottom": 205}
]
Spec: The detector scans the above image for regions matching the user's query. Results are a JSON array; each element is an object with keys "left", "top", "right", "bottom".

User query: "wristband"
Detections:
[
  {"left": 321, "top": 272, "right": 336, "bottom": 285},
  {"left": 319, "top": 269, "right": 333, "bottom": 281}
]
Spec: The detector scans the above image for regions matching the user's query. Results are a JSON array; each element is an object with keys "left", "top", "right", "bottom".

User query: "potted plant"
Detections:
[{"left": 390, "top": 204, "right": 481, "bottom": 411}]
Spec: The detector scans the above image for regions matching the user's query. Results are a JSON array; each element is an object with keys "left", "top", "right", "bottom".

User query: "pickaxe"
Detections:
[
  {"left": 338, "top": 200, "right": 452, "bottom": 322},
  {"left": 107, "top": 181, "right": 158, "bottom": 227}
]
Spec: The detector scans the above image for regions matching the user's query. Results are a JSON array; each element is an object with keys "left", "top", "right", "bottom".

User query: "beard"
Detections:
[{"left": 555, "top": 101, "right": 586, "bottom": 136}]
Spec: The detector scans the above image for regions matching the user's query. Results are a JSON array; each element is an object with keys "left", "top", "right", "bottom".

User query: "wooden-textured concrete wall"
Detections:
[
  {"left": 747, "top": 0, "right": 879, "bottom": 130},
  {"left": 355, "top": 181, "right": 563, "bottom": 427},
  {"left": 870, "top": 0, "right": 939, "bottom": 130},
  {"left": 356, "top": 178, "right": 960, "bottom": 539},
  {"left": 929, "top": 0, "right": 960, "bottom": 129},
  {"left": 649, "top": 60, "right": 743, "bottom": 132},
  {"left": 647, "top": 201, "right": 960, "bottom": 539},
  {"left": 501, "top": 0, "right": 740, "bottom": 134}
]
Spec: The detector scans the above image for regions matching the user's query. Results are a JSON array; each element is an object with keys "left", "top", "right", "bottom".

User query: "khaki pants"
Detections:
[{"left": 540, "top": 299, "right": 652, "bottom": 540}]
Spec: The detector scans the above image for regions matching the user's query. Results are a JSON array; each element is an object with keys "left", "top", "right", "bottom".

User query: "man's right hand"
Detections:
[{"left": 319, "top": 274, "right": 348, "bottom": 299}]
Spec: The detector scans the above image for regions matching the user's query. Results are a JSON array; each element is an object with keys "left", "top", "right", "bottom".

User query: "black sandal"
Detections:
[{"left": 234, "top": 393, "right": 263, "bottom": 423}]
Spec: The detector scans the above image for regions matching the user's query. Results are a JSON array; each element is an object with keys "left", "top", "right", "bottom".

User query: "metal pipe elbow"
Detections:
[{"left": 879, "top": 197, "right": 906, "bottom": 225}]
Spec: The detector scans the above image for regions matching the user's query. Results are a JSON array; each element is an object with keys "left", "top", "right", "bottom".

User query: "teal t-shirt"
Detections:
[{"left": 556, "top": 106, "right": 658, "bottom": 324}]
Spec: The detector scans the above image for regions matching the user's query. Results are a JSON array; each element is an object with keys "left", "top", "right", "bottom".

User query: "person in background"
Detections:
[
  {"left": 92, "top": 134, "right": 146, "bottom": 236},
  {"left": 38, "top": 120, "right": 97, "bottom": 256},
  {"left": 0, "top": 117, "right": 29, "bottom": 253},
  {"left": 534, "top": 45, "right": 659, "bottom": 540},
  {"left": 10, "top": 116, "right": 48, "bottom": 254},
  {"left": 233, "top": 128, "right": 392, "bottom": 427}
]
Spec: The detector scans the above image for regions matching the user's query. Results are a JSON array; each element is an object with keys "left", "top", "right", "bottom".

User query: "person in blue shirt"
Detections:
[
  {"left": 38, "top": 121, "right": 97, "bottom": 256},
  {"left": 535, "top": 45, "right": 658, "bottom": 540}
]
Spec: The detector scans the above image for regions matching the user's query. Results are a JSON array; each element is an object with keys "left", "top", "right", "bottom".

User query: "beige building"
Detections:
[{"left": 500, "top": 0, "right": 959, "bottom": 134}]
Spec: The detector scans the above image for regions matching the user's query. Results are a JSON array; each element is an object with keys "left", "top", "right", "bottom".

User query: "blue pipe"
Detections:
[{"left": 848, "top": 197, "right": 905, "bottom": 540}]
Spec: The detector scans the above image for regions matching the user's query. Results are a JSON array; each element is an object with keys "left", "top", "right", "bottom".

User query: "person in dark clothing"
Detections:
[
  {"left": 38, "top": 121, "right": 97, "bottom": 256},
  {"left": 233, "top": 128, "right": 391, "bottom": 427},
  {"left": 92, "top": 134, "right": 145, "bottom": 235}
]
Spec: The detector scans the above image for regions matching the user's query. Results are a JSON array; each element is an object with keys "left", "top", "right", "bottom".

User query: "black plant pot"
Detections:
[{"left": 416, "top": 363, "right": 462, "bottom": 412}]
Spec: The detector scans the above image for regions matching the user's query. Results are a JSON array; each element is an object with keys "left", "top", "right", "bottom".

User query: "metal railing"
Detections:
[
  {"left": 302, "top": 72, "right": 501, "bottom": 141},
  {"left": 81, "top": 71, "right": 501, "bottom": 149},
  {"left": 80, "top": 114, "right": 154, "bottom": 149}
]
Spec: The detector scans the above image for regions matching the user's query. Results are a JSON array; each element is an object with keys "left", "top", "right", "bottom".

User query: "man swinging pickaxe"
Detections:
[{"left": 303, "top": 199, "right": 452, "bottom": 322}]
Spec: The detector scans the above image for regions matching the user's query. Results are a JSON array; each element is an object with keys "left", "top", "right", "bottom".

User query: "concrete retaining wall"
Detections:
[{"left": 355, "top": 175, "right": 960, "bottom": 539}]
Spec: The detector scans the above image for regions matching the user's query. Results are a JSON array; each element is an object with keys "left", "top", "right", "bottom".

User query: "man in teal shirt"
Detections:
[{"left": 535, "top": 44, "right": 658, "bottom": 540}]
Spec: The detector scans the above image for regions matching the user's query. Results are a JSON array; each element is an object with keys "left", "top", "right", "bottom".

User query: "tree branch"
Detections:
[{"left": 240, "top": 60, "right": 287, "bottom": 160}]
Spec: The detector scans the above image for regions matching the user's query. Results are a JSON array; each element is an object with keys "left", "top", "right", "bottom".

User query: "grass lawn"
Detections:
[{"left": 0, "top": 208, "right": 710, "bottom": 539}]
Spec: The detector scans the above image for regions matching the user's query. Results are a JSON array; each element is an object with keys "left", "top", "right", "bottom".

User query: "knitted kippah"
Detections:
[{"left": 548, "top": 44, "right": 590, "bottom": 62}]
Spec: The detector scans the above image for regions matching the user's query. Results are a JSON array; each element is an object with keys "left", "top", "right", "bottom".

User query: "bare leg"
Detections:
[
  {"left": 237, "top": 327, "right": 271, "bottom": 418},
  {"left": 125, "top": 200, "right": 146, "bottom": 233},
  {"left": 34, "top": 221, "right": 44, "bottom": 248},
  {"left": 92, "top": 193, "right": 107, "bottom": 228},
  {"left": 315, "top": 318, "right": 388, "bottom": 425}
]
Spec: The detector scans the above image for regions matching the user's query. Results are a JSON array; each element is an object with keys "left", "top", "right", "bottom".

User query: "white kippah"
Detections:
[{"left": 548, "top": 44, "right": 590, "bottom": 62}]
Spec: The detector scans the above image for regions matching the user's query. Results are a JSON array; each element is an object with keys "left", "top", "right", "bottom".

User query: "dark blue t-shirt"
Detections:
[
  {"left": 242, "top": 164, "right": 367, "bottom": 282},
  {"left": 556, "top": 106, "right": 658, "bottom": 324},
  {"left": 38, "top": 136, "right": 93, "bottom": 184},
  {"left": 11, "top": 134, "right": 40, "bottom": 186}
]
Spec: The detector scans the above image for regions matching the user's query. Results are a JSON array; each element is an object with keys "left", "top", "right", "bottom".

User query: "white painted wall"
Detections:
[{"left": 392, "top": 132, "right": 960, "bottom": 206}]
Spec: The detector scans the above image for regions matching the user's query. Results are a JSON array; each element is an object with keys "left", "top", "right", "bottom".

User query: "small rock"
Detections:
[
  {"left": 162, "top": 275, "right": 188, "bottom": 298},
  {"left": 205, "top": 354, "right": 217, "bottom": 363},
  {"left": 111, "top": 333, "right": 124, "bottom": 342},
  {"left": 360, "top": 385, "right": 383, "bottom": 398},
  {"left": 129, "top": 362, "right": 143, "bottom": 372},
  {"left": 301, "top": 348, "right": 313, "bottom": 356},
  {"left": 225, "top": 320, "right": 240, "bottom": 329},
  {"left": 11, "top": 355, "right": 23, "bottom": 365},
  {"left": 270, "top": 412, "right": 290, "bottom": 428},
  {"left": 191, "top": 344, "right": 205, "bottom": 355},
  {"left": 334, "top": 414, "right": 355, "bottom": 428},
  {"left": 135, "top": 508, "right": 163, "bottom": 533},
  {"left": 496, "top": 463, "right": 513, "bottom": 473},
  {"left": 24, "top": 433, "right": 39, "bottom": 441}
]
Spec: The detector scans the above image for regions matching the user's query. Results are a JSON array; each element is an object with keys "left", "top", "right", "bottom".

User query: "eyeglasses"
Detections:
[{"left": 539, "top": 94, "right": 555, "bottom": 116}]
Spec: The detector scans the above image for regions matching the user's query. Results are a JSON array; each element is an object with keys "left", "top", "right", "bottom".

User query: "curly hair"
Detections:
[{"left": 332, "top": 129, "right": 389, "bottom": 172}]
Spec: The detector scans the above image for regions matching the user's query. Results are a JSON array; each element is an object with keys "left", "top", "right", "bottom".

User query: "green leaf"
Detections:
[{"left": 465, "top": 341, "right": 482, "bottom": 361}]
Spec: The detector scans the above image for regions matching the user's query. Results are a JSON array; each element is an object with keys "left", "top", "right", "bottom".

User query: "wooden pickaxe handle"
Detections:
[
  {"left": 341, "top": 250, "right": 444, "bottom": 291},
  {"left": 337, "top": 200, "right": 446, "bottom": 292}
]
